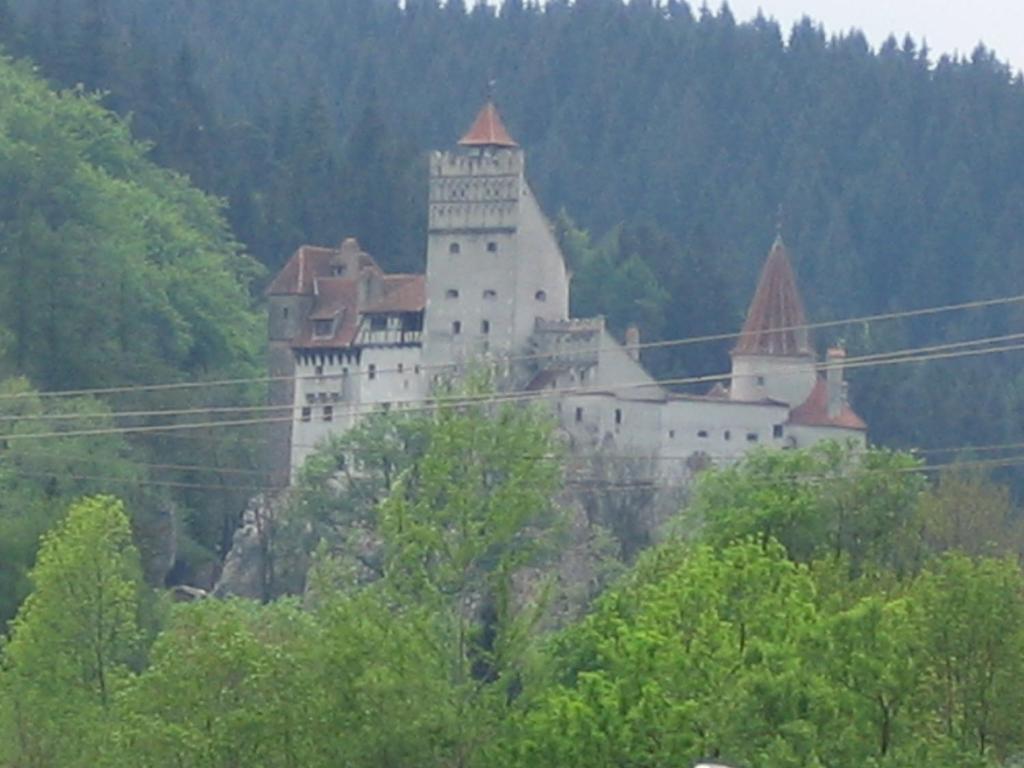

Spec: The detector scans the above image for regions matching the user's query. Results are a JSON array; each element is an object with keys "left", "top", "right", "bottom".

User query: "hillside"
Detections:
[{"left": 5, "top": 0, "right": 1024, "bottom": 466}]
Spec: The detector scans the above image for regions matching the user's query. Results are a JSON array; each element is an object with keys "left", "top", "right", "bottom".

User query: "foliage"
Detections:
[
  {"left": 0, "top": 51, "right": 265, "bottom": 613},
  {"left": 1, "top": 495, "right": 145, "bottom": 767},
  {"left": 686, "top": 441, "right": 925, "bottom": 571}
]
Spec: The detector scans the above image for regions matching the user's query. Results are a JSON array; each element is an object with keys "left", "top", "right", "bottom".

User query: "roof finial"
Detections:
[
  {"left": 486, "top": 78, "right": 497, "bottom": 103},
  {"left": 775, "top": 203, "right": 784, "bottom": 241}
]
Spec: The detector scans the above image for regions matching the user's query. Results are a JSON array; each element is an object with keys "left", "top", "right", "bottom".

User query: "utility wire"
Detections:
[
  {"left": 6, "top": 337, "right": 1024, "bottom": 441},
  {"left": 3, "top": 329, "right": 1024, "bottom": 428},
  {"left": 1, "top": 290, "right": 1021, "bottom": 404}
]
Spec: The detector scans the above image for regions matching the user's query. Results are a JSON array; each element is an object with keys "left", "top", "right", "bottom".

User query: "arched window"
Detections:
[
  {"left": 535, "top": 290, "right": 547, "bottom": 302},
  {"left": 449, "top": 242, "right": 461, "bottom": 255}
]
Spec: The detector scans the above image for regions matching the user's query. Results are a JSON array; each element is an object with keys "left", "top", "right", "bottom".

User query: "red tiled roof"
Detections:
[
  {"left": 788, "top": 376, "right": 867, "bottom": 430},
  {"left": 734, "top": 236, "right": 813, "bottom": 357},
  {"left": 266, "top": 245, "right": 339, "bottom": 295},
  {"left": 458, "top": 102, "right": 518, "bottom": 148},
  {"left": 293, "top": 278, "right": 361, "bottom": 347},
  {"left": 364, "top": 275, "right": 426, "bottom": 314},
  {"left": 266, "top": 239, "right": 382, "bottom": 296}
]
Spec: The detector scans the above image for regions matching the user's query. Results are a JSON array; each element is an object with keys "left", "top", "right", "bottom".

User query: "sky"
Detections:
[{"left": 724, "top": 0, "right": 1023, "bottom": 72}]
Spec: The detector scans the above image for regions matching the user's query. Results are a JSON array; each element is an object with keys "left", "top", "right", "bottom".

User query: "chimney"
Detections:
[
  {"left": 826, "top": 347, "right": 846, "bottom": 419},
  {"left": 625, "top": 324, "right": 640, "bottom": 363}
]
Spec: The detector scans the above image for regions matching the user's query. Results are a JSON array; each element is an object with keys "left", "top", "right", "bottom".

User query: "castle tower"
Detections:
[
  {"left": 730, "top": 235, "right": 817, "bottom": 406},
  {"left": 421, "top": 102, "right": 570, "bottom": 367}
]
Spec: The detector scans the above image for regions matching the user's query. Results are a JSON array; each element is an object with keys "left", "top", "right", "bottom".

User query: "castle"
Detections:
[{"left": 266, "top": 102, "right": 866, "bottom": 484}]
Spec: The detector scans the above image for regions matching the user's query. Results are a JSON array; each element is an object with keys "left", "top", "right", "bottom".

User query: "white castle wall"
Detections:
[
  {"left": 290, "top": 346, "right": 426, "bottom": 479},
  {"left": 730, "top": 353, "right": 817, "bottom": 405},
  {"left": 422, "top": 147, "right": 569, "bottom": 368}
]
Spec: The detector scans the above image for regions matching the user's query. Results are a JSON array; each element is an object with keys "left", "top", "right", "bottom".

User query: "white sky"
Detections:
[{"left": 724, "top": 0, "right": 1023, "bottom": 72}]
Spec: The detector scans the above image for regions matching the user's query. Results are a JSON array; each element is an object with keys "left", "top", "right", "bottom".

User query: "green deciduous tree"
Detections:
[{"left": 1, "top": 495, "right": 144, "bottom": 767}]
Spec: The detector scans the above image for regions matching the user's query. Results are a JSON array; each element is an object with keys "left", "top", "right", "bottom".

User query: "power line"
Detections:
[
  {"left": 6, "top": 336, "right": 1024, "bottom": 442},
  {"left": 2, "top": 450, "right": 270, "bottom": 478},
  {"left": 0, "top": 465, "right": 283, "bottom": 494},
  {"left": 1, "top": 289, "right": 1021, "bottom": 404},
  {"left": 4, "top": 329, "right": 1024, "bottom": 429}
]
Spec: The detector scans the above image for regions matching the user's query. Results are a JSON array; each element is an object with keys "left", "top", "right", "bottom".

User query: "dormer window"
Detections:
[
  {"left": 370, "top": 315, "right": 387, "bottom": 331},
  {"left": 330, "top": 263, "right": 346, "bottom": 276},
  {"left": 312, "top": 319, "right": 334, "bottom": 338},
  {"left": 449, "top": 242, "right": 461, "bottom": 255}
]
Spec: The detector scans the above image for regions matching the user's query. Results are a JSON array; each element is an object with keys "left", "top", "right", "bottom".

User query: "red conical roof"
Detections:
[
  {"left": 733, "top": 235, "right": 813, "bottom": 357},
  {"left": 458, "top": 102, "right": 518, "bottom": 148}
]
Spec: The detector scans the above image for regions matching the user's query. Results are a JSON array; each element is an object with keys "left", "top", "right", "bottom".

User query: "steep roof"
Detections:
[
  {"left": 787, "top": 376, "right": 867, "bottom": 431},
  {"left": 266, "top": 239, "right": 380, "bottom": 296},
  {"left": 458, "top": 102, "right": 519, "bottom": 148},
  {"left": 733, "top": 236, "right": 813, "bottom": 357},
  {"left": 363, "top": 275, "right": 426, "bottom": 314}
]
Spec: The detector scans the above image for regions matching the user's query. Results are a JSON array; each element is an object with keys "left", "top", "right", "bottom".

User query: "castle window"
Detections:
[
  {"left": 446, "top": 289, "right": 459, "bottom": 299},
  {"left": 481, "top": 319, "right": 490, "bottom": 334},
  {"left": 724, "top": 430, "right": 731, "bottom": 441},
  {"left": 397, "top": 363, "right": 404, "bottom": 374},
  {"left": 282, "top": 307, "right": 289, "bottom": 319},
  {"left": 323, "top": 405, "right": 334, "bottom": 422},
  {"left": 669, "top": 429, "right": 676, "bottom": 439},
  {"left": 698, "top": 430, "right": 709, "bottom": 438},
  {"left": 773, "top": 424, "right": 784, "bottom": 439},
  {"left": 301, "top": 406, "right": 312, "bottom": 422},
  {"left": 452, "top": 321, "right": 462, "bottom": 335},
  {"left": 535, "top": 290, "right": 547, "bottom": 302},
  {"left": 487, "top": 241, "right": 498, "bottom": 253},
  {"left": 575, "top": 407, "right": 583, "bottom": 423},
  {"left": 615, "top": 409, "right": 623, "bottom": 426},
  {"left": 368, "top": 364, "right": 377, "bottom": 381},
  {"left": 483, "top": 289, "right": 497, "bottom": 299},
  {"left": 756, "top": 375, "right": 766, "bottom": 386},
  {"left": 449, "top": 242, "right": 461, "bottom": 254},
  {"left": 315, "top": 364, "right": 324, "bottom": 376},
  {"left": 370, "top": 315, "right": 387, "bottom": 331},
  {"left": 414, "top": 364, "right": 421, "bottom": 374},
  {"left": 747, "top": 432, "right": 759, "bottom": 443},
  {"left": 313, "top": 319, "right": 333, "bottom": 338}
]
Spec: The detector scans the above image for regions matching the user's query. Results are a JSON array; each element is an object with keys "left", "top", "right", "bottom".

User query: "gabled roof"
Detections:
[
  {"left": 458, "top": 102, "right": 519, "bottom": 148},
  {"left": 787, "top": 375, "right": 867, "bottom": 431},
  {"left": 266, "top": 239, "right": 380, "bottom": 296},
  {"left": 293, "top": 278, "right": 360, "bottom": 347},
  {"left": 363, "top": 275, "right": 426, "bottom": 314},
  {"left": 733, "top": 235, "right": 813, "bottom": 357}
]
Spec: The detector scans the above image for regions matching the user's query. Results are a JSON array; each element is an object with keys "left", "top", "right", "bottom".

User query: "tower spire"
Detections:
[
  {"left": 733, "top": 235, "right": 812, "bottom": 357},
  {"left": 458, "top": 100, "right": 519, "bottom": 148}
]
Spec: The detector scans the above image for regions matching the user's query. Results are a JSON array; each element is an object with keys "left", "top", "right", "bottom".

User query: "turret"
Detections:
[
  {"left": 422, "top": 101, "right": 570, "bottom": 366},
  {"left": 730, "top": 235, "right": 817, "bottom": 406}
]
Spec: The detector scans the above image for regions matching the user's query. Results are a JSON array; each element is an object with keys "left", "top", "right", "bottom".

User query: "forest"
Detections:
[
  {"left": 4, "top": 402, "right": 1024, "bottom": 767},
  {"left": 2, "top": 0, "right": 1024, "bottom": 764}
]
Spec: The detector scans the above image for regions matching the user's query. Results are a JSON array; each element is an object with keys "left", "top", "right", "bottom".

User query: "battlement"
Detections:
[
  {"left": 430, "top": 148, "right": 523, "bottom": 178},
  {"left": 428, "top": 149, "right": 523, "bottom": 232},
  {"left": 535, "top": 317, "right": 605, "bottom": 334}
]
